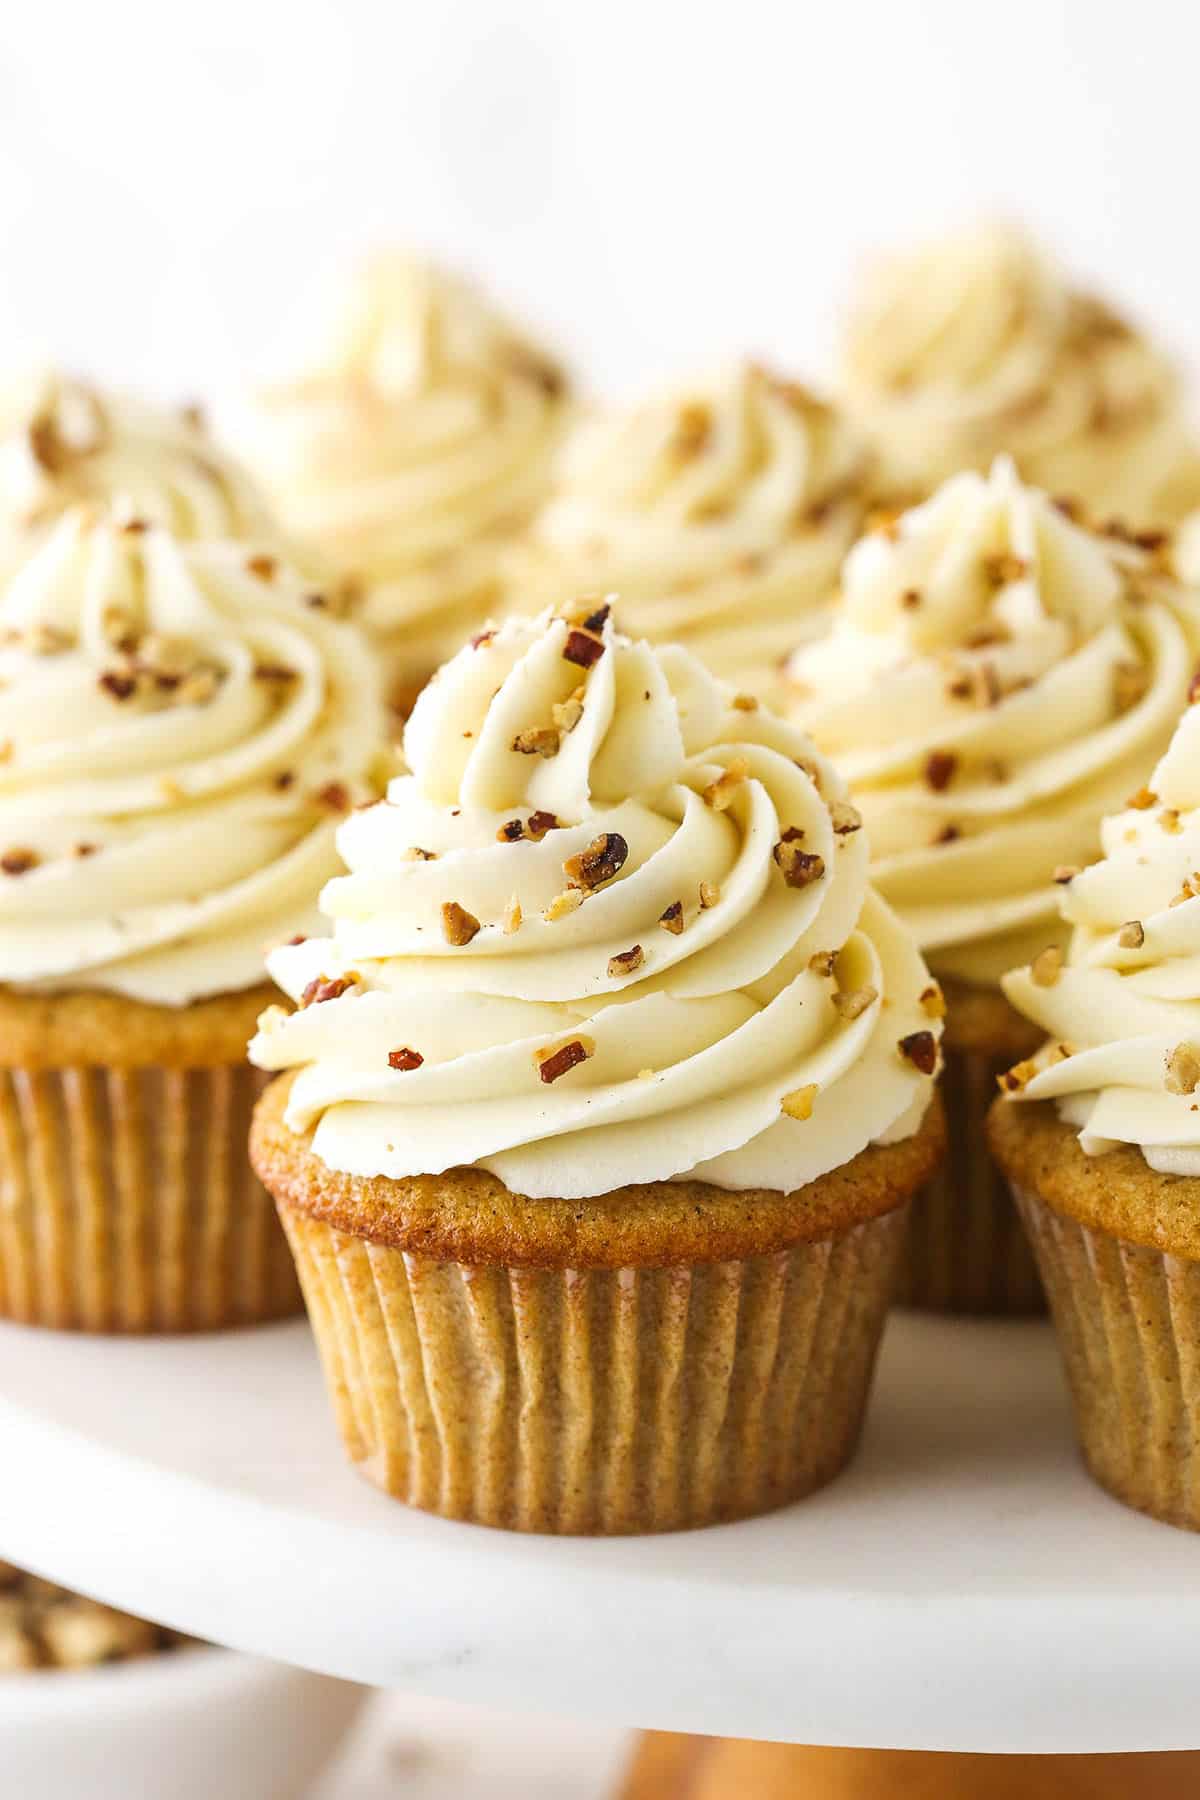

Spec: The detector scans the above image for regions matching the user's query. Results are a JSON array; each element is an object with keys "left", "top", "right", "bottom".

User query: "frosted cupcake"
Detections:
[
  {"left": 0, "top": 370, "right": 278, "bottom": 564},
  {"left": 249, "top": 607, "right": 945, "bottom": 1535},
  {"left": 992, "top": 702, "right": 1200, "bottom": 1529},
  {"left": 785, "top": 459, "right": 1195, "bottom": 1310},
  {"left": 235, "top": 255, "right": 571, "bottom": 704},
  {"left": 513, "top": 361, "right": 872, "bottom": 703},
  {"left": 0, "top": 510, "right": 384, "bottom": 1331},
  {"left": 839, "top": 222, "right": 1200, "bottom": 527}
]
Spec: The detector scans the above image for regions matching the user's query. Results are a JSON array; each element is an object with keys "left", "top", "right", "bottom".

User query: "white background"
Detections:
[{"left": 0, "top": 0, "right": 1196, "bottom": 406}]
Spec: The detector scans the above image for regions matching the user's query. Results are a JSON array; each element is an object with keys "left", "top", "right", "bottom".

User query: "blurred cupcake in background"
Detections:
[
  {"left": 838, "top": 221, "right": 1200, "bottom": 528},
  {"left": 0, "top": 509, "right": 386, "bottom": 1332},
  {"left": 250, "top": 607, "right": 944, "bottom": 1535},
  {"left": 512, "top": 361, "right": 872, "bottom": 706},
  {"left": 234, "top": 254, "right": 572, "bottom": 710},
  {"left": 991, "top": 701, "right": 1200, "bottom": 1531},
  {"left": 0, "top": 371, "right": 279, "bottom": 565},
  {"left": 785, "top": 458, "right": 1196, "bottom": 1312},
  {"left": 0, "top": 1563, "right": 188, "bottom": 1672}
]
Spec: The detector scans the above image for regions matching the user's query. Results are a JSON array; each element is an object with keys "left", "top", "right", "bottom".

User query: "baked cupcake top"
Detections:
[
  {"left": 1002, "top": 703, "right": 1200, "bottom": 1176},
  {"left": 0, "top": 371, "right": 275, "bottom": 563},
  {"left": 236, "top": 254, "right": 571, "bottom": 674},
  {"left": 785, "top": 460, "right": 1195, "bottom": 988},
  {"left": 515, "top": 361, "right": 871, "bottom": 698},
  {"left": 838, "top": 222, "right": 1200, "bottom": 526},
  {"left": 0, "top": 512, "right": 384, "bottom": 1006},
  {"left": 249, "top": 608, "right": 943, "bottom": 1201}
]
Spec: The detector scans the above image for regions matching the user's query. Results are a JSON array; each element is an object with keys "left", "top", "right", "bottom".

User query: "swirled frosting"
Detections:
[
  {"left": 249, "top": 610, "right": 942, "bottom": 1199},
  {"left": 235, "top": 255, "right": 571, "bottom": 676},
  {"left": 0, "top": 371, "right": 276, "bottom": 566},
  {"left": 513, "top": 362, "right": 872, "bottom": 700},
  {"left": 1003, "top": 704, "right": 1200, "bottom": 1175},
  {"left": 785, "top": 461, "right": 1196, "bottom": 988},
  {"left": 0, "top": 511, "right": 385, "bottom": 1005},
  {"left": 839, "top": 222, "right": 1200, "bottom": 526}
]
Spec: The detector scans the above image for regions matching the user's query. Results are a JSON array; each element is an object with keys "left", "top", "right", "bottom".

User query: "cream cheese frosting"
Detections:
[
  {"left": 235, "top": 255, "right": 571, "bottom": 677},
  {"left": 249, "top": 609, "right": 942, "bottom": 1200},
  {"left": 785, "top": 461, "right": 1196, "bottom": 989},
  {"left": 839, "top": 222, "right": 1200, "bottom": 527},
  {"left": 0, "top": 511, "right": 385, "bottom": 1006},
  {"left": 0, "top": 371, "right": 276, "bottom": 566},
  {"left": 1003, "top": 703, "right": 1200, "bottom": 1176},
  {"left": 513, "top": 362, "right": 872, "bottom": 702}
]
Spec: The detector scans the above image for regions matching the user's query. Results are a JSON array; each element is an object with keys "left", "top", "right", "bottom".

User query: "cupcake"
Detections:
[
  {"left": 249, "top": 607, "right": 945, "bottom": 1535},
  {"left": 234, "top": 254, "right": 571, "bottom": 705},
  {"left": 513, "top": 362, "right": 872, "bottom": 705},
  {"left": 0, "top": 370, "right": 278, "bottom": 565},
  {"left": 785, "top": 459, "right": 1195, "bottom": 1311},
  {"left": 838, "top": 221, "right": 1200, "bottom": 528},
  {"left": 0, "top": 510, "right": 385, "bottom": 1331},
  {"left": 992, "top": 701, "right": 1200, "bottom": 1529}
]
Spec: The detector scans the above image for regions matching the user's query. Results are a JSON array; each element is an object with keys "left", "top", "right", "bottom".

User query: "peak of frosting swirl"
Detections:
[
  {"left": 236, "top": 255, "right": 572, "bottom": 674},
  {"left": 1003, "top": 703, "right": 1200, "bottom": 1175},
  {"left": 0, "top": 511, "right": 385, "bottom": 1005},
  {"left": 514, "top": 361, "right": 872, "bottom": 697},
  {"left": 786, "top": 461, "right": 1196, "bottom": 986},
  {"left": 839, "top": 222, "right": 1200, "bottom": 526},
  {"left": 250, "top": 609, "right": 941, "bottom": 1199},
  {"left": 0, "top": 371, "right": 275, "bottom": 566}
]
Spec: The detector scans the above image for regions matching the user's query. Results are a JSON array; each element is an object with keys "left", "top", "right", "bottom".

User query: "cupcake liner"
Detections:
[
  {"left": 279, "top": 1202, "right": 909, "bottom": 1535},
  {"left": 895, "top": 1040, "right": 1044, "bottom": 1315},
  {"left": 1014, "top": 1183, "right": 1200, "bottom": 1531},
  {"left": 0, "top": 1063, "right": 300, "bottom": 1333}
]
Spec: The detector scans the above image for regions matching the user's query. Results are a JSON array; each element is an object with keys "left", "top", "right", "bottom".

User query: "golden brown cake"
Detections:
[
  {"left": 249, "top": 610, "right": 947, "bottom": 1534},
  {"left": 785, "top": 459, "right": 1197, "bottom": 1312},
  {"left": 0, "top": 507, "right": 385, "bottom": 1331}
]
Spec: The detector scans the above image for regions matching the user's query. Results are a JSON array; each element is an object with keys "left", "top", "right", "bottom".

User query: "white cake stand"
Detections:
[{"left": 0, "top": 1309, "right": 1195, "bottom": 1755}]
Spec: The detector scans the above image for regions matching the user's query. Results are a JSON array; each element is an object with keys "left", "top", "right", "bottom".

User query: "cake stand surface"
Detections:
[{"left": 0, "top": 1310, "right": 1196, "bottom": 1755}]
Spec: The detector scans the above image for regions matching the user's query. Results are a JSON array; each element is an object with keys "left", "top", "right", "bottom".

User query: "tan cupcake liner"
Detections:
[
  {"left": 1013, "top": 1183, "right": 1200, "bottom": 1531},
  {"left": 895, "top": 1041, "right": 1044, "bottom": 1315},
  {"left": 279, "top": 1202, "right": 909, "bottom": 1535},
  {"left": 0, "top": 1063, "right": 301, "bottom": 1333}
]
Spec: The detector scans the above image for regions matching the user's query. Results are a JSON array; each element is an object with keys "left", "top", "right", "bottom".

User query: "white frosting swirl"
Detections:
[
  {"left": 786, "top": 461, "right": 1196, "bottom": 987},
  {"left": 236, "top": 255, "right": 571, "bottom": 675},
  {"left": 839, "top": 222, "right": 1200, "bottom": 526},
  {"left": 1004, "top": 704, "right": 1200, "bottom": 1175},
  {"left": 0, "top": 372, "right": 276, "bottom": 565},
  {"left": 513, "top": 362, "right": 872, "bottom": 698},
  {"left": 0, "top": 511, "right": 385, "bottom": 1005},
  {"left": 250, "top": 610, "right": 941, "bottom": 1200}
]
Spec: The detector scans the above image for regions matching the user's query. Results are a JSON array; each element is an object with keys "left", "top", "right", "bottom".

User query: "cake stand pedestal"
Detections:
[{"left": 1, "top": 1310, "right": 1199, "bottom": 1756}]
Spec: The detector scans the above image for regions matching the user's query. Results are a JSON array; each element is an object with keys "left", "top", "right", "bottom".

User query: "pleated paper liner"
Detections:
[
  {"left": 0, "top": 985, "right": 302, "bottom": 1334},
  {"left": 1013, "top": 1184, "right": 1200, "bottom": 1531},
  {"left": 0, "top": 1063, "right": 299, "bottom": 1333},
  {"left": 279, "top": 1204, "right": 907, "bottom": 1534},
  {"left": 894, "top": 1041, "right": 1044, "bottom": 1314}
]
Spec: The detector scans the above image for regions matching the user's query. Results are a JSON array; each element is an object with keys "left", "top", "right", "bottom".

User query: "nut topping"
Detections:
[
  {"left": 0, "top": 848, "right": 38, "bottom": 876},
  {"left": 300, "top": 973, "right": 360, "bottom": 1008},
  {"left": 924, "top": 751, "right": 957, "bottom": 793},
  {"left": 832, "top": 984, "right": 877, "bottom": 1021},
  {"left": 829, "top": 800, "right": 863, "bottom": 835},
  {"left": 659, "top": 900, "right": 685, "bottom": 934},
  {"left": 1166, "top": 1044, "right": 1200, "bottom": 1096},
  {"left": 503, "top": 894, "right": 522, "bottom": 935},
  {"left": 564, "top": 832, "right": 629, "bottom": 891},
  {"left": 780, "top": 1084, "right": 818, "bottom": 1121},
  {"left": 898, "top": 1030, "right": 939, "bottom": 1076},
  {"left": 608, "top": 945, "right": 645, "bottom": 978},
  {"left": 1118, "top": 920, "right": 1145, "bottom": 949},
  {"left": 511, "top": 726, "right": 560, "bottom": 758},
  {"left": 698, "top": 881, "right": 720, "bottom": 909},
  {"left": 1031, "top": 946, "right": 1064, "bottom": 987},
  {"left": 702, "top": 758, "right": 749, "bottom": 811},
  {"left": 544, "top": 888, "right": 584, "bottom": 922},
  {"left": 773, "top": 841, "right": 825, "bottom": 889},
  {"left": 387, "top": 1048, "right": 424, "bottom": 1072},
  {"left": 919, "top": 983, "right": 946, "bottom": 1019},
  {"left": 1127, "top": 787, "right": 1157, "bottom": 810},
  {"left": 535, "top": 1037, "right": 595, "bottom": 1084},
  {"left": 441, "top": 901, "right": 481, "bottom": 945},
  {"left": 563, "top": 628, "right": 606, "bottom": 670}
]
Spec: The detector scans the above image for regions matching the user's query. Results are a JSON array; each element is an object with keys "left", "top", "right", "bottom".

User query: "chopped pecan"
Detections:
[
  {"left": 441, "top": 902, "right": 481, "bottom": 945},
  {"left": 511, "top": 726, "right": 560, "bottom": 758},
  {"left": 387, "top": 1048, "right": 424, "bottom": 1072},
  {"left": 607, "top": 944, "right": 645, "bottom": 978},
  {"left": 924, "top": 751, "right": 957, "bottom": 793},
  {"left": 536, "top": 1038, "right": 594, "bottom": 1084},
  {"left": 773, "top": 841, "right": 825, "bottom": 888},
  {"left": 564, "top": 832, "right": 629, "bottom": 891},
  {"left": 898, "top": 1030, "right": 939, "bottom": 1076},
  {"left": 780, "top": 1084, "right": 818, "bottom": 1120},
  {"left": 659, "top": 900, "right": 685, "bottom": 934},
  {"left": 563, "top": 628, "right": 605, "bottom": 669}
]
